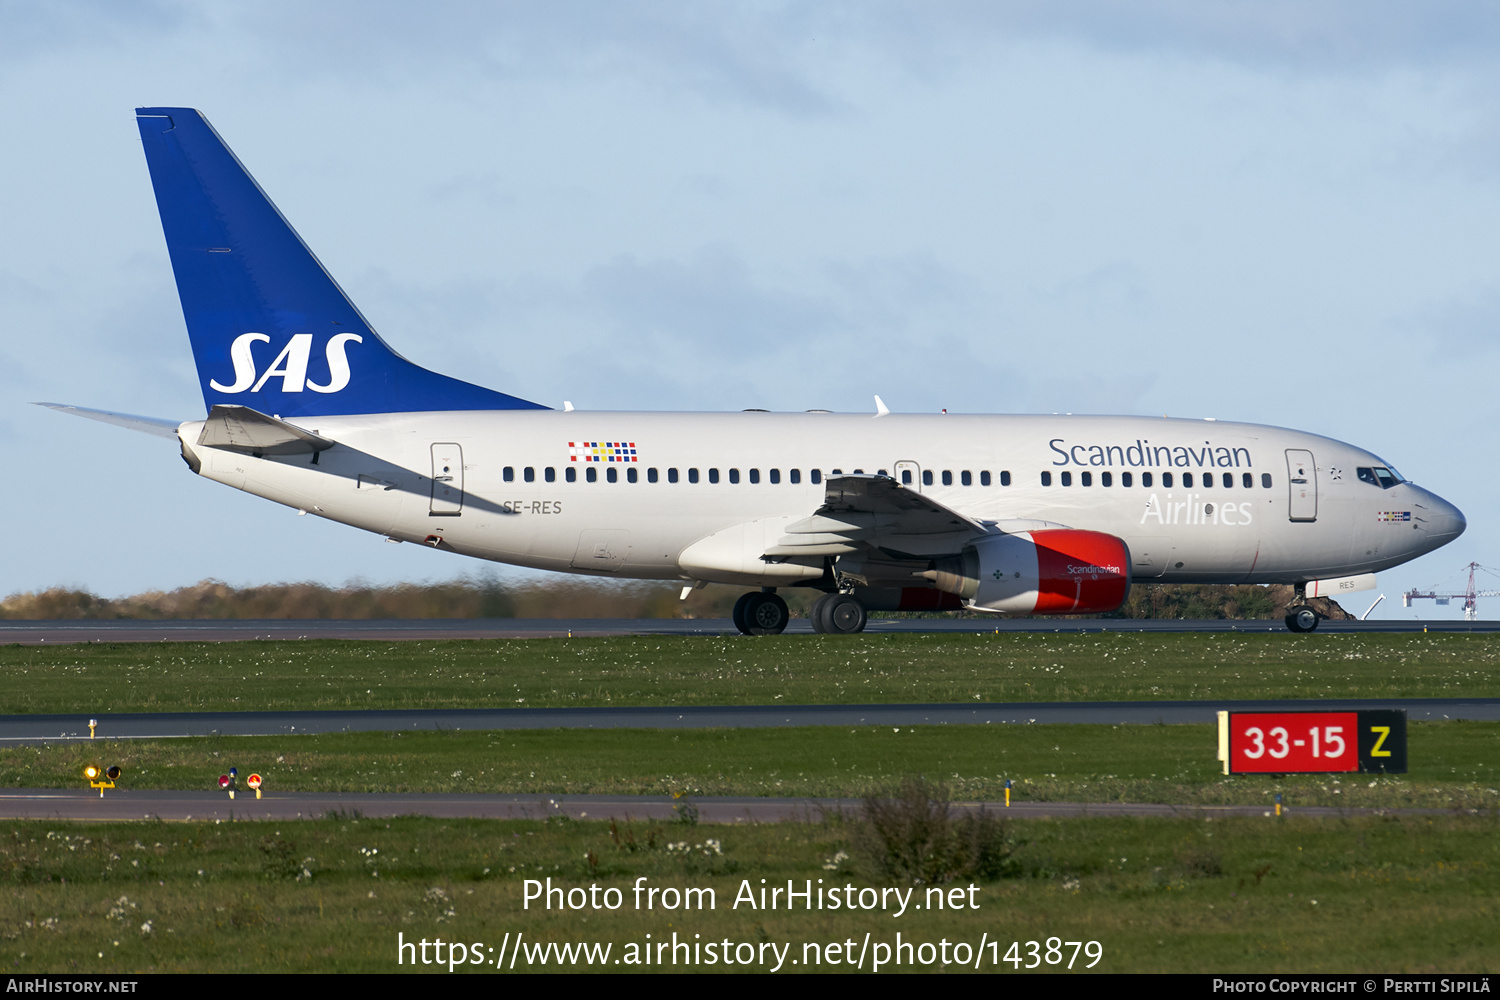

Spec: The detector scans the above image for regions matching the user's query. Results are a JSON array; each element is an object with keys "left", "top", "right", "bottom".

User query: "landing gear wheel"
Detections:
[
  {"left": 823, "top": 594, "right": 868, "bottom": 634},
  {"left": 808, "top": 593, "right": 834, "bottom": 633},
  {"left": 745, "top": 592, "right": 790, "bottom": 635},
  {"left": 1285, "top": 607, "right": 1321, "bottom": 633},
  {"left": 734, "top": 592, "right": 789, "bottom": 635},
  {"left": 731, "top": 592, "right": 756, "bottom": 635}
]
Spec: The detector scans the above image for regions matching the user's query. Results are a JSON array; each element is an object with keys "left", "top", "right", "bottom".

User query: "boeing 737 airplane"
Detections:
[{"left": 43, "top": 108, "right": 1467, "bottom": 634}]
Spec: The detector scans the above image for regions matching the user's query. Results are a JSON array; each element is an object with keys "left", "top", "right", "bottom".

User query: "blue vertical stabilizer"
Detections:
[{"left": 135, "top": 107, "right": 547, "bottom": 417}]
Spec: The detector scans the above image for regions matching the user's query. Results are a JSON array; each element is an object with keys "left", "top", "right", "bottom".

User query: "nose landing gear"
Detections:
[{"left": 1284, "top": 605, "right": 1322, "bottom": 633}]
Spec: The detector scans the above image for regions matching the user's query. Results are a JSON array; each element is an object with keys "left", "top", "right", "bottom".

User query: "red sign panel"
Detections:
[{"left": 1228, "top": 712, "right": 1359, "bottom": 773}]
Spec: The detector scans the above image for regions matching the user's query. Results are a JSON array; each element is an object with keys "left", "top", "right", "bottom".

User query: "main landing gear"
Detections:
[
  {"left": 732, "top": 590, "right": 790, "bottom": 635},
  {"left": 729, "top": 590, "right": 872, "bottom": 635},
  {"left": 1284, "top": 606, "right": 1322, "bottom": 633},
  {"left": 808, "top": 592, "right": 868, "bottom": 634}
]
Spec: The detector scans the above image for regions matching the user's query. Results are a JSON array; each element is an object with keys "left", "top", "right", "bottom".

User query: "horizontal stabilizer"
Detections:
[
  {"left": 34, "top": 402, "right": 180, "bottom": 439},
  {"left": 196, "top": 404, "right": 335, "bottom": 455}
]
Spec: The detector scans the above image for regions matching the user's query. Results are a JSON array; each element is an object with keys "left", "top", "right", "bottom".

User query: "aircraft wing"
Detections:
[
  {"left": 763, "top": 474, "right": 987, "bottom": 558},
  {"left": 34, "top": 402, "right": 181, "bottom": 439}
]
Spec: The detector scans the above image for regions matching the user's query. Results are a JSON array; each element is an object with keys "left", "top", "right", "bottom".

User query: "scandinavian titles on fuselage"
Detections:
[{"left": 1049, "top": 438, "right": 1253, "bottom": 469}]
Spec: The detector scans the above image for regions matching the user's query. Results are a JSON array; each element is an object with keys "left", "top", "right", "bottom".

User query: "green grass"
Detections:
[
  {"left": 7, "top": 722, "right": 1497, "bottom": 809},
  {"left": 3, "top": 631, "right": 1499, "bottom": 715},
  {"left": 1, "top": 813, "right": 1495, "bottom": 973}
]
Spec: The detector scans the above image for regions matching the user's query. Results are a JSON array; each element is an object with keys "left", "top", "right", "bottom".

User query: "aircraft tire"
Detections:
[
  {"left": 823, "top": 594, "right": 868, "bottom": 634},
  {"left": 1284, "top": 607, "right": 1320, "bottom": 633},
  {"left": 808, "top": 593, "right": 834, "bottom": 633},
  {"left": 732, "top": 592, "right": 756, "bottom": 635},
  {"left": 743, "top": 592, "right": 790, "bottom": 635}
]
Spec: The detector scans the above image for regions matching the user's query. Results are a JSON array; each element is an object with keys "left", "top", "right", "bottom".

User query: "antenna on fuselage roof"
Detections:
[
  {"left": 874, "top": 395, "right": 890, "bottom": 417},
  {"left": 563, "top": 401, "right": 575, "bottom": 412}
]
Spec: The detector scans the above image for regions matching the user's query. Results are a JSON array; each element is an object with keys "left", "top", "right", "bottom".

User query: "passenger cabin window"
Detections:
[
  {"left": 709, "top": 468, "right": 719, "bottom": 484},
  {"left": 1122, "top": 471, "right": 1132, "bottom": 487},
  {"left": 1261, "top": 473, "right": 1273, "bottom": 488},
  {"left": 980, "top": 471, "right": 991, "bottom": 486},
  {"left": 789, "top": 469, "right": 800, "bottom": 484},
  {"left": 648, "top": 468, "right": 658, "bottom": 483},
  {"left": 626, "top": 468, "right": 637, "bottom": 483},
  {"left": 1061, "top": 471, "right": 1073, "bottom": 486},
  {"left": 1223, "top": 473, "right": 1233, "bottom": 488},
  {"left": 961, "top": 471, "right": 972, "bottom": 486},
  {"left": 1000, "top": 470, "right": 1011, "bottom": 486},
  {"left": 1162, "top": 472, "right": 1173, "bottom": 488},
  {"left": 902, "top": 469, "right": 913, "bottom": 485},
  {"left": 668, "top": 468, "right": 679, "bottom": 483},
  {"left": 524, "top": 467, "right": 535, "bottom": 483},
  {"left": 503, "top": 466, "right": 514, "bottom": 482},
  {"left": 922, "top": 470, "right": 933, "bottom": 486},
  {"left": 607, "top": 467, "right": 618, "bottom": 483},
  {"left": 942, "top": 471, "right": 953, "bottom": 486},
  {"left": 545, "top": 467, "right": 556, "bottom": 483},
  {"left": 1081, "top": 471, "right": 1092, "bottom": 486},
  {"left": 1242, "top": 472, "right": 1252, "bottom": 488},
  {"left": 811, "top": 470, "right": 821, "bottom": 484},
  {"left": 1042, "top": 471, "right": 1052, "bottom": 486},
  {"left": 1142, "top": 472, "right": 1153, "bottom": 487},
  {"left": 1101, "top": 471, "right": 1112, "bottom": 487},
  {"left": 688, "top": 468, "right": 699, "bottom": 484},
  {"left": 728, "top": 469, "right": 739, "bottom": 484},
  {"left": 750, "top": 469, "right": 760, "bottom": 484},
  {"left": 587, "top": 467, "right": 598, "bottom": 483},
  {"left": 769, "top": 469, "right": 779, "bottom": 484},
  {"left": 565, "top": 467, "right": 577, "bottom": 483},
  {"left": 1183, "top": 472, "right": 1194, "bottom": 488}
]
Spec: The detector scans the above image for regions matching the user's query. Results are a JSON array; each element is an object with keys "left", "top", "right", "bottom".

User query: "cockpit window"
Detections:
[{"left": 1358, "top": 466, "right": 1402, "bottom": 489}]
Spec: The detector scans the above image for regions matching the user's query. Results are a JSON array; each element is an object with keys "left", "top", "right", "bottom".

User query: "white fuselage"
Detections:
[{"left": 176, "top": 410, "right": 1465, "bottom": 592}]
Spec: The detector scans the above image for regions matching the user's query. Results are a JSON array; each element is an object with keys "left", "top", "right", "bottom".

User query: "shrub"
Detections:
[{"left": 854, "top": 776, "right": 1016, "bottom": 885}]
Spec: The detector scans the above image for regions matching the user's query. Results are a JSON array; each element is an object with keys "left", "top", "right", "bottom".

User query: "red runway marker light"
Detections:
[
  {"left": 218, "top": 774, "right": 231, "bottom": 789},
  {"left": 247, "top": 774, "right": 262, "bottom": 789}
]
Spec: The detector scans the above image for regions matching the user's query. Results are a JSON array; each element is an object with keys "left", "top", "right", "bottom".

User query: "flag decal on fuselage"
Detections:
[{"left": 568, "top": 442, "right": 638, "bottom": 463}]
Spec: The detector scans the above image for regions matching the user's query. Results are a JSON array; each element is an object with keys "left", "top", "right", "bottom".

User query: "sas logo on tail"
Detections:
[{"left": 210, "top": 332, "right": 363, "bottom": 394}]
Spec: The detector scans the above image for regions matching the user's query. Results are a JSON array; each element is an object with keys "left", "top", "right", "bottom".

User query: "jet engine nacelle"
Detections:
[{"left": 925, "top": 529, "right": 1131, "bottom": 615}]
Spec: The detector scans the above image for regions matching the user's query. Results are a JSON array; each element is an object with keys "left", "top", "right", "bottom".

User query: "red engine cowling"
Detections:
[{"left": 925, "top": 529, "right": 1131, "bottom": 615}]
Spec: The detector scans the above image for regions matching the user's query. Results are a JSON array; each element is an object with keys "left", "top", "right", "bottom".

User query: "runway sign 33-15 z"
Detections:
[{"left": 1217, "top": 710, "right": 1407, "bottom": 775}]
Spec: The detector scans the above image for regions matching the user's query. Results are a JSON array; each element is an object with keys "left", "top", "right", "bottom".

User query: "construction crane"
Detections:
[{"left": 1402, "top": 562, "right": 1500, "bottom": 621}]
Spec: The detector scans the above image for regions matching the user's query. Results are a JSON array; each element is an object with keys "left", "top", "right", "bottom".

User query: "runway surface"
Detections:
[
  {"left": 3, "top": 697, "right": 1495, "bottom": 743},
  {"left": 0, "top": 788, "right": 1475, "bottom": 823},
  {"left": 4, "top": 617, "right": 1498, "bottom": 644}
]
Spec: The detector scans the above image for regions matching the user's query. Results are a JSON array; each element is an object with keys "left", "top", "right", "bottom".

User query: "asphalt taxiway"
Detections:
[
  {"left": 2, "top": 697, "right": 1497, "bottom": 744},
  {"left": 3, "top": 617, "right": 1498, "bottom": 644}
]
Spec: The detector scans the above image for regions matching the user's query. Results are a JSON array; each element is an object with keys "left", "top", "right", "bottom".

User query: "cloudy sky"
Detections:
[{"left": 2, "top": 1, "right": 1496, "bottom": 617}]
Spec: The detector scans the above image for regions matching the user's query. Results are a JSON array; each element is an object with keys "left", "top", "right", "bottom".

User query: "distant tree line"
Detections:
[{"left": 0, "top": 578, "right": 1346, "bottom": 621}]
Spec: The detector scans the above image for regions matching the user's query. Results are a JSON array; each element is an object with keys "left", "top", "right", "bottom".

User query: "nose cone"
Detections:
[{"left": 1415, "top": 488, "right": 1465, "bottom": 548}]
